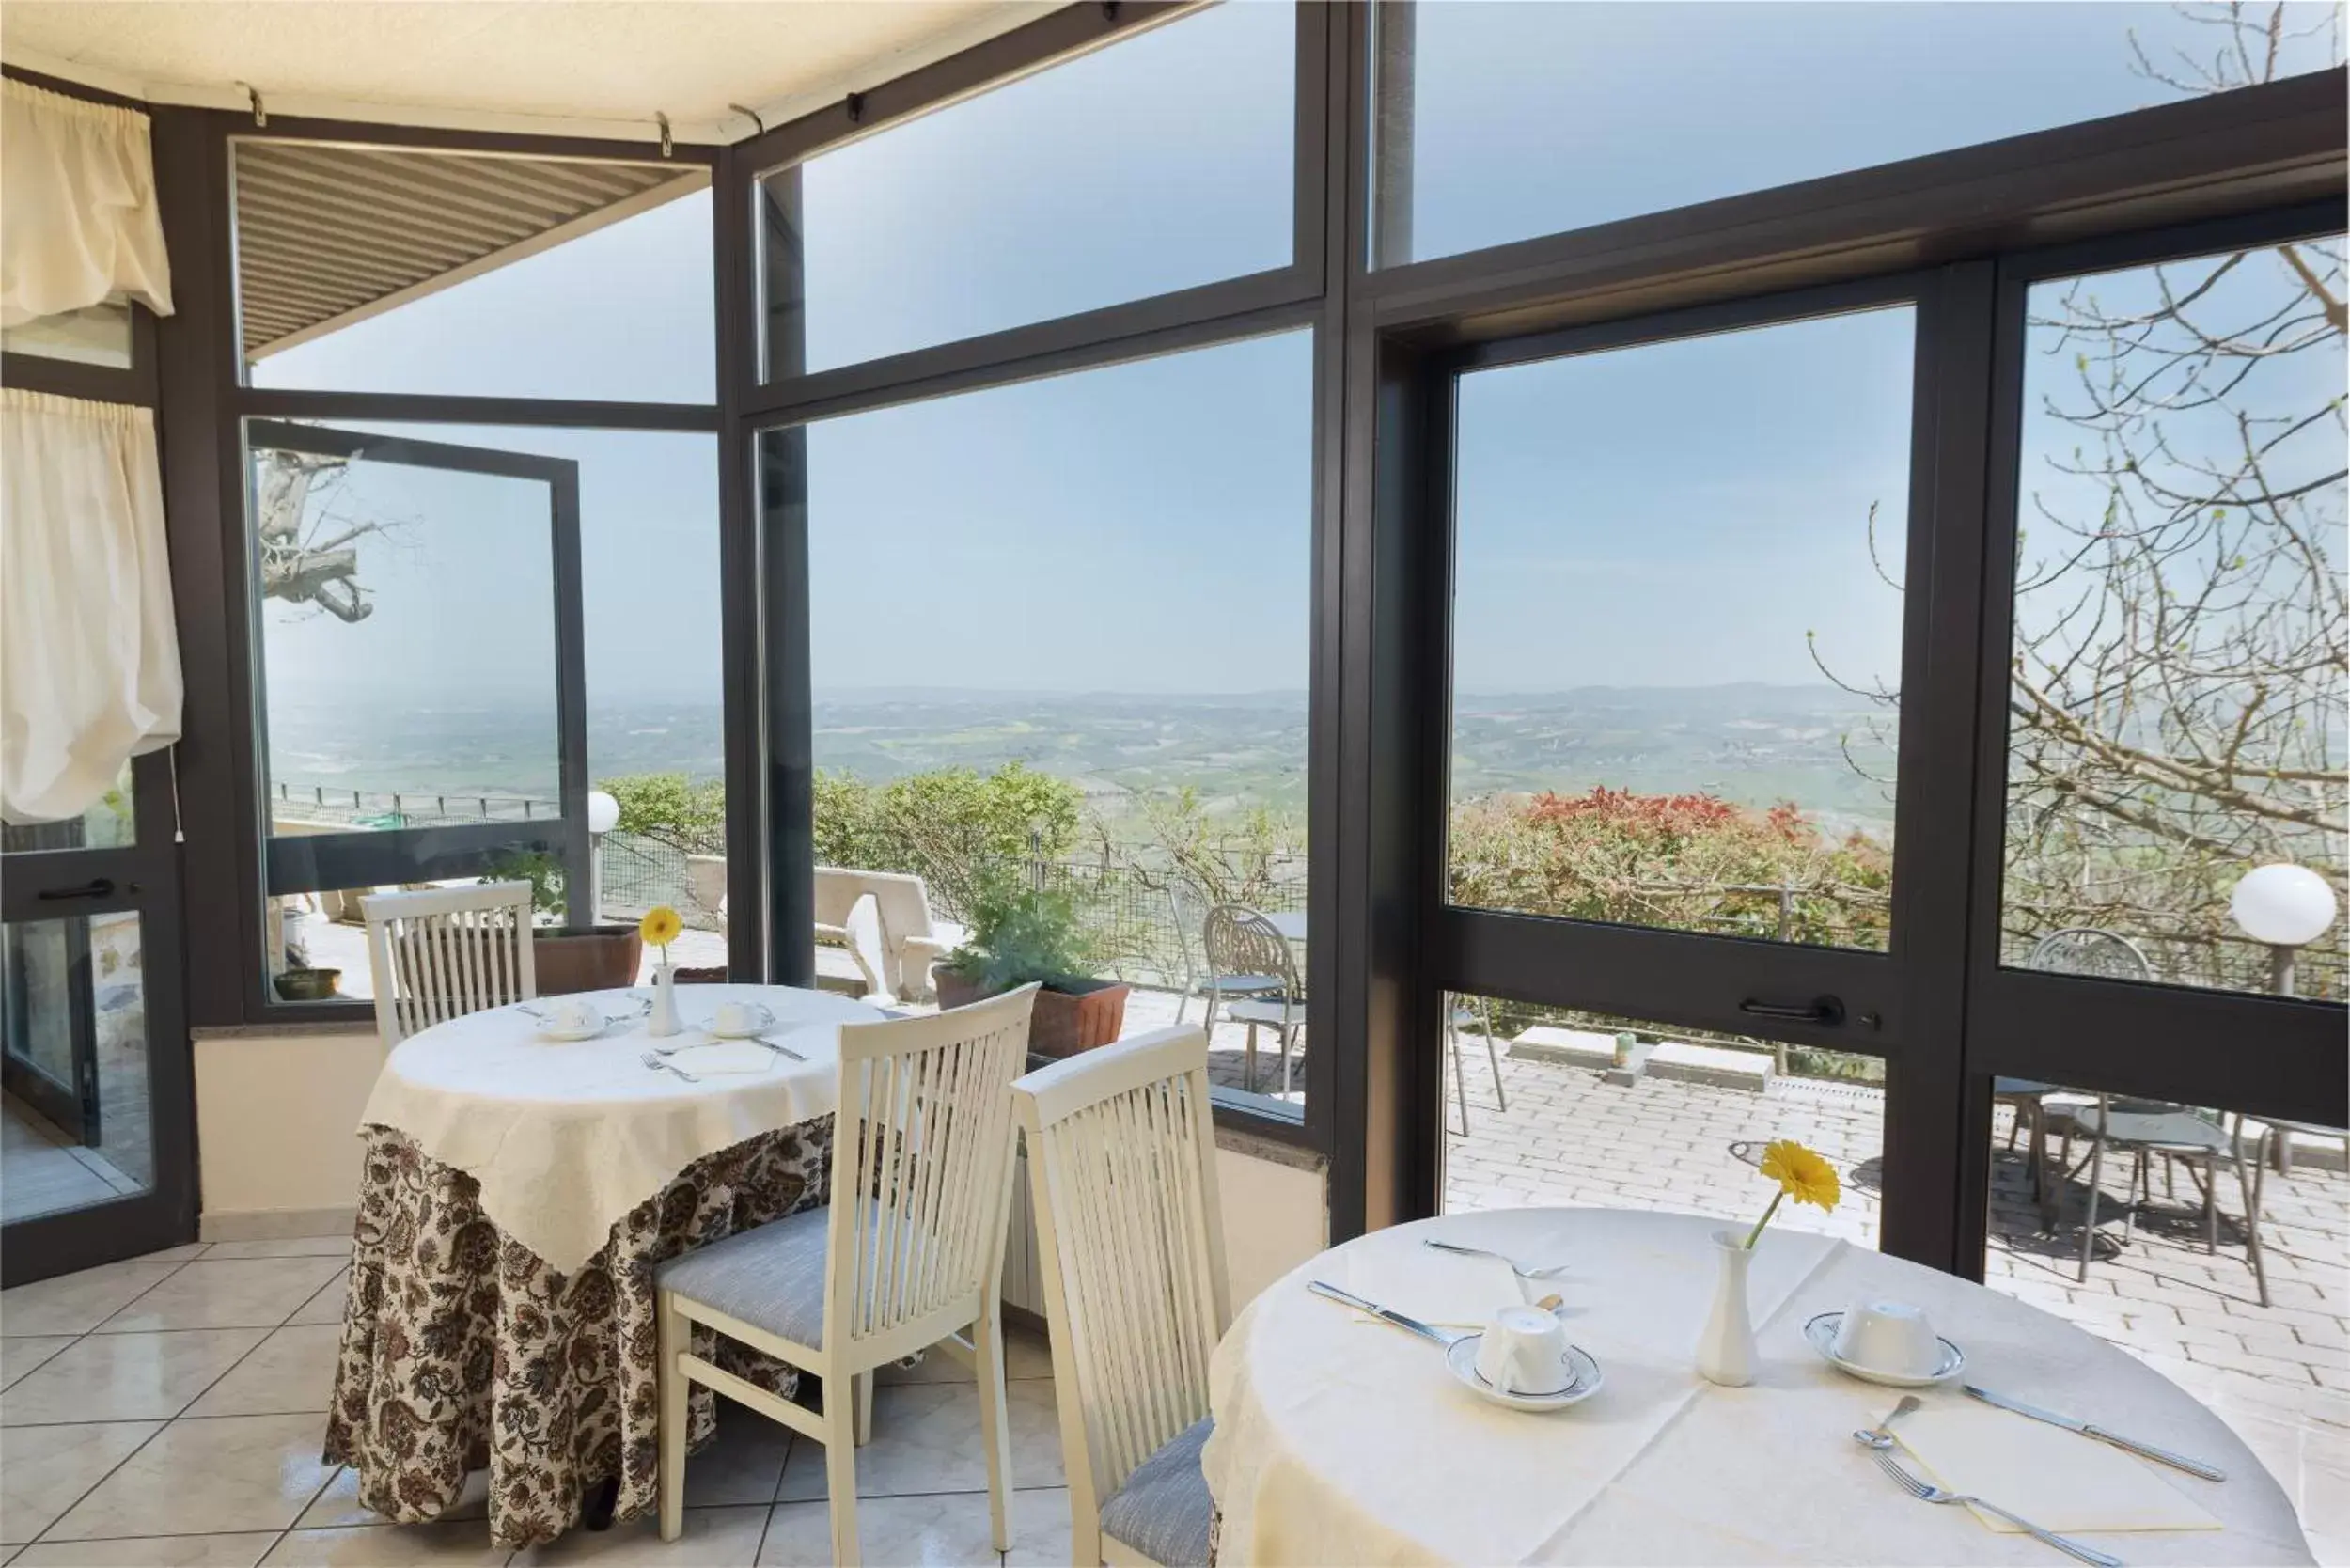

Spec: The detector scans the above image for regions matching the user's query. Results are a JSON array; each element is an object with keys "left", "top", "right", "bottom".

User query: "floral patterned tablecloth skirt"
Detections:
[{"left": 322, "top": 1120, "right": 831, "bottom": 1549}]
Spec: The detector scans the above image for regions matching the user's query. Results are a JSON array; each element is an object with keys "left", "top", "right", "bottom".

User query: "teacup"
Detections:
[
  {"left": 710, "top": 1000, "right": 771, "bottom": 1038},
  {"left": 1473, "top": 1303, "right": 1576, "bottom": 1396},
  {"left": 541, "top": 996, "right": 602, "bottom": 1035},
  {"left": 1832, "top": 1298, "right": 1941, "bottom": 1377}
]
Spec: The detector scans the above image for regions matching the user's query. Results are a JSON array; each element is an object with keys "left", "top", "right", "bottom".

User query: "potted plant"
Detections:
[
  {"left": 272, "top": 912, "right": 342, "bottom": 1001},
  {"left": 932, "top": 871, "right": 1128, "bottom": 1058},
  {"left": 482, "top": 851, "right": 642, "bottom": 996}
]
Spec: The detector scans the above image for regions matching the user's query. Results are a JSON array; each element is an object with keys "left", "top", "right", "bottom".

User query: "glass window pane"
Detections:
[
  {"left": 2, "top": 760, "right": 133, "bottom": 854},
  {"left": 1442, "top": 992, "right": 1885, "bottom": 1250},
  {"left": 775, "top": 329, "right": 1311, "bottom": 1116},
  {"left": 247, "top": 421, "right": 723, "bottom": 1002},
  {"left": 1982, "top": 1082, "right": 2344, "bottom": 1419},
  {"left": 1374, "top": 2, "right": 2345, "bottom": 266},
  {"left": 2001, "top": 240, "right": 2347, "bottom": 998},
  {"left": 238, "top": 144, "right": 712, "bottom": 402},
  {"left": 760, "top": 2, "right": 1294, "bottom": 377},
  {"left": 3, "top": 913, "right": 153, "bottom": 1221},
  {"left": 1447, "top": 307, "right": 1912, "bottom": 950},
  {"left": 1, "top": 302, "right": 133, "bottom": 368}
]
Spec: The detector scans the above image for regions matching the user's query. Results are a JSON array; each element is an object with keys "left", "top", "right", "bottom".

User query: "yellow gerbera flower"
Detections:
[
  {"left": 1759, "top": 1139, "right": 1841, "bottom": 1212},
  {"left": 639, "top": 905, "right": 682, "bottom": 950}
]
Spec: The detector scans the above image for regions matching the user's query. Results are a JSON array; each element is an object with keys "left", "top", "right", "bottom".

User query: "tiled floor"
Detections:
[{"left": 1, "top": 1237, "right": 1071, "bottom": 1566}]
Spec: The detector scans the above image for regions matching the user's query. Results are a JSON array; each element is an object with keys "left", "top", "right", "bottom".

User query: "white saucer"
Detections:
[
  {"left": 1444, "top": 1334, "right": 1605, "bottom": 1412},
  {"left": 521, "top": 997, "right": 650, "bottom": 1042},
  {"left": 702, "top": 1003, "right": 777, "bottom": 1040},
  {"left": 1804, "top": 1311, "right": 1965, "bottom": 1387}
]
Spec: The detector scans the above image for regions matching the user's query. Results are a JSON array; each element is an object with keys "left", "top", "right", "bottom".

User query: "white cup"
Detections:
[
  {"left": 1473, "top": 1303, "right": 1576, "bottom": 1396},
  {"left": 542, "top": 996, "right": 601, "bottom": 1034},
  {"left": 1832, "top": 1299, "right": 1941, "bottom": 1377}
]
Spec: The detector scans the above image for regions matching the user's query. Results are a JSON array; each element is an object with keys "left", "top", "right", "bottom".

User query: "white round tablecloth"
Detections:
[
  {"left": 358, "top": 983, "right": 883, "bottom": 1275},
  {"left": 1204, "top": 1208, "right": 2311, "bottom": 1567}
]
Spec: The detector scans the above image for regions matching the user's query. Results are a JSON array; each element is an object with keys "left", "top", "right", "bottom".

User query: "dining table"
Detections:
[
  {"left": 1204, "top": 1206, "right": 2311, "bottom": 1566},
  {"left": 322, "top": 982, "right": 884, "bottom": 1549}
]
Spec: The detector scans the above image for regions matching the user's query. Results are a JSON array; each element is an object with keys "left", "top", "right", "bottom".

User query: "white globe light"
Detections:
[
  {"left": 586, "top": 790, "right": 621, "bottom": 836},
  {"left": 2229, "top": 864, "right": 2339, "bottom": 948}
]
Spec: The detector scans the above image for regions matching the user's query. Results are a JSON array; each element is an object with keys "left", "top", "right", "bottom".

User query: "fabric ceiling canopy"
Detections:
[{"left": 233, "top": 139, "right": 699, "bottom": 357}]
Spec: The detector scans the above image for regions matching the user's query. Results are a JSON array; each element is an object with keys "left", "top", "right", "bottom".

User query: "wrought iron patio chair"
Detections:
[
  {"left": 1999, "top": 927, "right": 2154, "bottom": 1224},
  {"left": 1201, "top": 903, "right": 1303, "bottom": 1097},
  {"left": 1446, "top": 995, "right": 1509, "bottom": 1137}
]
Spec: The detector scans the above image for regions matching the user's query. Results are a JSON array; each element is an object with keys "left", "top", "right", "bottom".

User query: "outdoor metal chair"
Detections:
[
  {"left": 1200, "top": 903, "right": 1303, "bottom": 1097},
  {"left": 2074, "top": 1094, "right": 2267, "bottom": 1305},
  {"left": 2000, "top": 927, "right": 2154, "bottom": 1225},
  {"left": 1446, "top": 996, "right": 1509, "bottom": 1137}
]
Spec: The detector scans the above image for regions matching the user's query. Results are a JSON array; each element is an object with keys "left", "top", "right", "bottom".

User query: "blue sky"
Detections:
[{"left": 246, "top": 0, "right": 2340, "bottom": 718}]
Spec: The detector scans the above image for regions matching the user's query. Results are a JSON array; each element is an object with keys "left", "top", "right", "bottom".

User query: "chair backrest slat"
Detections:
[
  {"left": 362, "top": 882, "right": 537, "bottom": 1050},
  {"left": 1013, "top": 1026, "right": 1230, "bottom": 1540},
  {"left": 825, "top": 984, "right": 1038, "bottom": 1351}
]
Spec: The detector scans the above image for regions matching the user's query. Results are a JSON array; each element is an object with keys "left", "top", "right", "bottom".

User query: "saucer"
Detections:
[
  {"left": 703, "top": 1003, "right": 776, "bottom": 1040},
  {"left": 1804, "top": 1310, "right": 1965, "bottom": 1387},
  {"left": 1444, "top": 1334, "right": 1604, "bottom": 1412},
  {"left": 521, "top": 996, "right": 650, "bottom": 1042}
]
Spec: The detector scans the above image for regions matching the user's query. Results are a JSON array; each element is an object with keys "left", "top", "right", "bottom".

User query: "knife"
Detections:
[
  {"left": 1965, "top": 1384, "right": 2227, "bottom": 1482},
  {"left": 1308, "top": 1280, "right": 1462, "bottom": 1347}
]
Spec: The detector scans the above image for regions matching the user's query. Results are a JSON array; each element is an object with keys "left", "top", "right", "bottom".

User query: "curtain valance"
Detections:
[
  {"left": 1, "top": 78, "right": 173, "bottom": 327},
  {"left": 1, "top": 390, "right": 182, "bottom": 823}
]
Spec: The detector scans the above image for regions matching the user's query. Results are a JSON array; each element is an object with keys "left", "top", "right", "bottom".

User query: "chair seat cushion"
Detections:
[
  {"left": 1225, "top": 997, "right": 1303, "bottom": 1027},
  {"left": 655, "top": 1206, "right": 829, "bottom": 1348},
  {"left": 2075, "top": 1104, "right": 2230, "bottom": 1153},
  {"left": 1101, "top": 1416, "right": 1214, "bottom": 1568}
]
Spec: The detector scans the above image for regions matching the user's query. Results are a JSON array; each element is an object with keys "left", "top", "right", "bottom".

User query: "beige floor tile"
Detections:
[
  {"left": 1, "top": 1262, "right": 182, "bottom": 1337},
  {"left": 681, "top": 1406, "right": 791, "bottom": 1507},
  {"left": 44, "top": 1412, "right": 336, "bottom": 1539},
  {"left": 201, "top": 1239, "right": 353, "bottom": 1262},
  {"left": 96, "top": 1259, "right": 345, "bottom": 1335},
  {"left": 759, "top": 1489, "right": 1066, "bottom": 1566},
  {"left": 0, "top": 1338, "right": 76, "bottom": 1392},
  {"left": 299, "top": 1467, "right": 490, "bottom": 1530},
  {"left": 184, "top": 1325, "right": 342, "bottom": 1418},
  {"left": 13, "top": 1534, "right": 277, "bottom": 1567},
  {"left": 877, "top": 1326, "right": 1056, "bottom": 1387},
  {"left": 261, "top": 1524, "right": 510, "bottom": 1567},
  {"left": 288, "top": 1272, "right": 351, "bottom": 1329},
  {"left": 774, "top": 1377, "right": 1061, "bottom": 1501},
  {"left": 1, "top": 1327, "right": 269, "bottom": 1425},
  {"left": 137, "top": 1246, "right": 212, "bottom": 1264},
  {"left": 512, "top": 1504, "right": 768, "bottom": 1565},
  {"left": 0, "top": 1420, "right": 161, "bottom": 1544}
]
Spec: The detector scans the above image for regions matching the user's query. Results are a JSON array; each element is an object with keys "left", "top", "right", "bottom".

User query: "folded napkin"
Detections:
[
  {"left": 1897, "top": 1403, "right": 2219, "bottom": 1534},
  {"left": 1346, "top": 1244, "right": 1524, "bottom": 1327},
  {"left": 660, "top": 1042, "right": 780, "bottom": 1077}
]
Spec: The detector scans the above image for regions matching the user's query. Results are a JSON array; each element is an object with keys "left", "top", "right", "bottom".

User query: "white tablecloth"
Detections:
[
  {"left": 358, "top": 984, "right": 882, "bottom": 1275},
  {"left": 1204, "top": 1208, "right": 2311, "bottom": 1567}
]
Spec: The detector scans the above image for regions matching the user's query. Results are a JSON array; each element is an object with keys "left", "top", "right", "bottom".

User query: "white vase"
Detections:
[
  {"left": 1696, "top": 1228, "right": 1757, "bottom": 1387},
  {"left": 648, "top": 962, "right": 681, "bottom": 1038}
]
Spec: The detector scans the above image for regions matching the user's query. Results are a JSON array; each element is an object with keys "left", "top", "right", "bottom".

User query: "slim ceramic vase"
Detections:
[
  {"left": 1697, "top": 1229, "right": 1757, "bottom": 1387},
  {"left": 648, "top": 962, "right": 681, "bottom": 1038}
]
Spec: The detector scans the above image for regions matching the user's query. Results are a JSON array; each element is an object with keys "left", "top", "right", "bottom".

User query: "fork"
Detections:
[
  {"left": 1421, "top": 1238, "right": 1572, "bottom": 1280},
  {"left": 1859, "top": 1439, "right": 2123, "bottom": 1566},
  {"left": 641, "top": 1051, "right": 697, "bottom": 1083}
]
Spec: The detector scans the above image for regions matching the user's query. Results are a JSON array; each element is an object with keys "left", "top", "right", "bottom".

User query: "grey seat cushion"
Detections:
[
  {"left": 1101, "top": 1416, "right": 1214, "bottom": 1568},
  {"left": 655, "top": 1206, "right": 828, "bottom": 1348}
]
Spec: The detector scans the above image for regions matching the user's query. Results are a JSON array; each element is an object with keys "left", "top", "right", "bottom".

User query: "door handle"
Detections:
[
  {"left": 35, "top": 878, "right": 116, "bottom": 901},
  {"left": 1739, "top": 995, "right": 1845, "bottom": 1027}
]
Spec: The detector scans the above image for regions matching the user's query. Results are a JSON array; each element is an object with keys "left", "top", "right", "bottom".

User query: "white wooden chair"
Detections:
[
  {"left": 1013, "top": 1026, "right": 1230, "bottom": 1568},
  {"left": 360, "top": 881, "right": 537, "bottom": 1050},
  {"left": 653, "top": 983, "right": 1040, "bottom": 1565}
]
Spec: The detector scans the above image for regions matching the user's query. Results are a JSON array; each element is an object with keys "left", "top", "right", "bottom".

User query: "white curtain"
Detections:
[
  {"left": 1, "top": 77, "right": 172, "bottom": 327},
  {"left": 2, "top": 391, "right": 182, "bottom": 823}
]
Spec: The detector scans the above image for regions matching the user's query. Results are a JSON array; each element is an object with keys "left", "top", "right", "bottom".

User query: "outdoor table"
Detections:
[
  {"left": 323, "top": 982, "right": 882, "bottom": 1548},
  {"left": 1206, "top": 1206, "right": 2310, "bottom": 1566},
  {"left": 1263, "top": 910, "right": 1308, "bottom": 944}
]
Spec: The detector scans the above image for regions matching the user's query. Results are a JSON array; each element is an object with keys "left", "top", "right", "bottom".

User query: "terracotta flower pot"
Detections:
[
  {"left": 534, "top": 925, "right": 644, "bottom": 996},
  {"left": 935, "top": 971, "right": 1129, "bottom": 1058}
]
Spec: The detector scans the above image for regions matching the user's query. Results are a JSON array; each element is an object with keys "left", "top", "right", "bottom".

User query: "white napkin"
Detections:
[
  {"left": 660, "top": 1042, "right": 781, "bottom": 1077},
  {"left": 1897, "top": 1404, "right": 2219, "bottom": 1534},
  {"left": 1347, "top": 1245, "right": 1524, "bottom": 1327}
]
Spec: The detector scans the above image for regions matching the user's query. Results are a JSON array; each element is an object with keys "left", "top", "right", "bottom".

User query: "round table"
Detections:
[
  {"left": 325, "top": 983, "right": 885, "bottom": 1547},
  {"left": 1204, "top": 1208, "right": 2310, "bottom": 1566}
]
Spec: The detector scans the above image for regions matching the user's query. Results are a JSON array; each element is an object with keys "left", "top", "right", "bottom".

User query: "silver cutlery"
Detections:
[
  {"left": 753, "top": 1034, "right": 807, "bottom": 1060},
  {"left": 1858, "top": 1439, "right": 2123, "bottom": 1567},
  {"left": 1308, "top": 1280, "right": 1463, "bottom": 1346},
  {"left": 1421, "top": 1238, "right": 1572, "bottom": 1279},
  {"left": 1964, "top": 1385, "right": 2226, "bottom": 1482},
  {"left": 641, "top": 1051, "right": 697, "bottom": 1083}
]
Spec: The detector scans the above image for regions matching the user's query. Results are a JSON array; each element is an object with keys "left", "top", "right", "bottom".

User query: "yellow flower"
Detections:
[
  {"left": 1759, "top": 1139, "right": 1841, "bottom": 1212},
  {"left": 639, "top": 905, "right": 682, "bottom": 949}
]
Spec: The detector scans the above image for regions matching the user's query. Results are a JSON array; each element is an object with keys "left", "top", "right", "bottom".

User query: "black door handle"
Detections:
[
  {"left": 36, "top": 878, "right": 116, "bottom": 901},
  {"left": 1739, "top": 995, "right": 1846, "bottom": 1027}
]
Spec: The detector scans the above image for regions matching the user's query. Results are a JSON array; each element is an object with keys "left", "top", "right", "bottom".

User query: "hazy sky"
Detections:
[{"left": 245, "top": 0, "right": 2341, "bottom": 716}]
